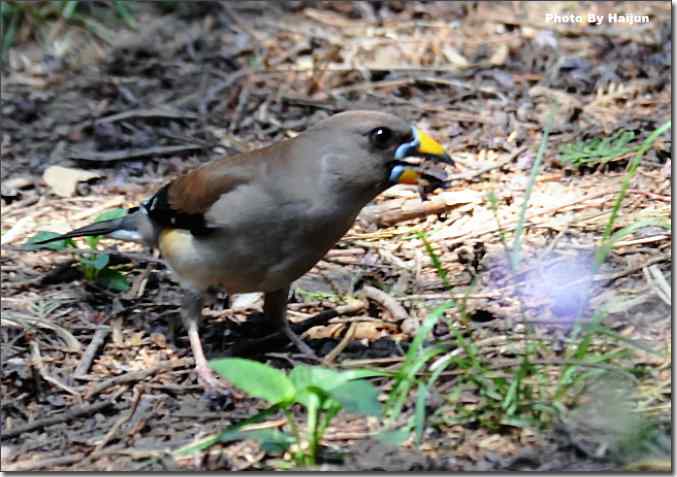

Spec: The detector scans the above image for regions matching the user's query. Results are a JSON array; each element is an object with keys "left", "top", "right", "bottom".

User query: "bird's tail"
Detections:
[{"left": 33, "top": 207, "right": 146, "bottom": 244}]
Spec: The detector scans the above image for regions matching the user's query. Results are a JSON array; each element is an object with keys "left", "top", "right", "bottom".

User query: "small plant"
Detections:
[
  {"left": 595, "top": 121, "right": 671, "bottom": 266},
  {"left": 25, "top": 208, "right": 130, "bottom": 292},
  {"left": 380, "top": 302, "right": 454, "bottom": 447},
  {"left": 558, "top": 129, "right": 638, "bottom": 169},
  {"left": 294, "top": 288, "right": 339, "bottom": 304},
  {"left": 419, "top": 107, "right": 653, "bottom": 433},
  {"left": 176, "top": 359, "right": 385, "bottom": 467},
  {"left": 1, "top": 0, "right": 136, "bottom": 59}
]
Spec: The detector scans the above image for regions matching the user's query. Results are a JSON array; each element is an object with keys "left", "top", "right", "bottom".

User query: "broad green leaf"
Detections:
[
  {"left": 209, "top": 358, "right": 295, "bottom": 405},
  {"left": 81, "top": 262, "right": 97, "bottom": 281},
  {"left": 294, "top": 385, "right": 328, "bottom": 409},
  {"left": 93, "top": 253, "right": 110, "bottom": 271},
  {"left": 328, "top": 380, "right": 382, "bottom": 417},
  {"left": 24, "top": 231, "right": 72, "bottom": 251},
  {"left": 97, "top": 269, "right": 130, "bottom": 292},
  {"left": 290, "top": 365, "right": 343, "bottom": 392},
  {"left": 290, "top": 365, "right": 386, "bottom": 394},
  {"left": 95, "top": 207, "right": 127, "bottom": 223}
]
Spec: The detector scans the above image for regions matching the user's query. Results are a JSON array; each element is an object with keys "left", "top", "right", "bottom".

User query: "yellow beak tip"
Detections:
[{"left": 416, "top": 130, "right": 452, "bottom": 164}]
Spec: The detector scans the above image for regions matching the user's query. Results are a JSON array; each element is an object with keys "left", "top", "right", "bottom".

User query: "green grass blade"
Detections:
[
  {"left": 414, "top": 382, "right": 428, "bottom": 447},
  {"left": 173, "top": 406, "right": 281, "bottom": 456},
  {"left": 597, "top": 121, "right": 672, "bottom": 265},
  {"left": 1, "top": 7, "right": 19, "bottom": 60},
  {"left": 62, "top": 0, "right": 79, "bottom": 19},
  {"left": 511, "top": 105, "right": 556, "bottom": 268},
  {"left": 112, "top": 0, "right": 136, "bottom": 28},
  {"left": 417, "top": 231, "right": 451, "bottom": 289}
]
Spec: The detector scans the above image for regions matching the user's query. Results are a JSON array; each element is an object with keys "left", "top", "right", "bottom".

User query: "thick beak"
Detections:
[
  {"left": 389, "top": 127, "right": 453, "bottom": 187},
  {"left": 394, "top": 127, "right": 453, "bottom": 165},
  {"left": 414, "top": 130, "right": 454, "bottom": 165}
]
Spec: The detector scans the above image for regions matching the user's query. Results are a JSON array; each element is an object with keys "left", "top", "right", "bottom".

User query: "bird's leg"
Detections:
[
  {"left": 264, "top": 287, "right": 318, "bottom": 358},
  {"left": 181, "top": 290, "right": 224, "bottom": 389}
]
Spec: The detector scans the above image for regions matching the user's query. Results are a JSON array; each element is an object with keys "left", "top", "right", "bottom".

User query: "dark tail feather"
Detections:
[{"left": 34, "top": 207, "right": 143, "bottom": 244}]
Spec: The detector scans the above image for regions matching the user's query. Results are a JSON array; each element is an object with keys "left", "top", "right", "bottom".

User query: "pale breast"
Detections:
[{"left": 158, "top": 211, "right": 354, "bottom": 294}]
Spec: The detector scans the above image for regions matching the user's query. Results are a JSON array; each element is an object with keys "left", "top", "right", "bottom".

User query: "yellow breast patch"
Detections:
[{"left": 158, "top": 228, "right": 193, "bottom": 259}]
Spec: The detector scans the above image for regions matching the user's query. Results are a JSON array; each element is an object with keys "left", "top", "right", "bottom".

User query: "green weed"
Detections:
[
  {"left": 175, "top": 359, "right": 386, "bottom": 466},
  {"left": 379, "top": 302, "right": 454, "bottom": 446},
  {"left": 595, "top": 121, "right": 672, "bottom": 266},
  {"left": 558, "top": 130, "right": 638, "bottom": 169},
  {"left": 25, "top": 208, "right": 130, "bottom": 292},
  {"left": 417, "top": 107, "right": 662, "bottom": 436},
  {"left": 1, "top": 0, "right": 136, "bottom": 60},
  {"left": 512, "top": 106, "right": 555, "bottom": 269}
]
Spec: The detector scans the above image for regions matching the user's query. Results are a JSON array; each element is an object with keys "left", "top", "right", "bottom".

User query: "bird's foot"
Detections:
[
  {"left": 282, "top": 327, "right": 320, "bottom": 361},
  {"left": 195, "top": 364, "right": 229, "bottom": 392},
  {"left": 195, "top": 365, "right": 246, "bottom": 409}
]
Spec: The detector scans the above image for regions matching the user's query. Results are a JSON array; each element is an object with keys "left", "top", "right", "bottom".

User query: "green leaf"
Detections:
[
  {"left": 85, "top": 235, "right": 100, "bottom": 250},
  {"left": 289, "top": 365, "right": 343, "bottom": 392},
  {"left": 62, "top": 0, "right": 79, "bottom": 19},
  {"left": 97, "top": 269, "right": 130, "bottom": 292},
  {"left": 174, "top": 406, "right": 281, "bottom": 456},
  {"left": 305, "top": 389, "right": 322, "bottom": 464},
  {"left": 408, "top": 302, "right": 454, "bottom": 357},
  {"left": 219, "top": 429, "right": 294, "bottom": 454},
  {"left": 93, "top": 253, "right": 109, "bottom": 271},
  {"left": 375, "top": 428, "right": 410, "bottom": 446},
  {"left": 328, "top": 380, "right": 382, "bottom": 417},
  {"left": 1, "top": 4, "right": 19, "bottom": 59},
  {"left": 209, "top": 358, "right": 295, "bottom": 405},
  {"left": 290, "top": 365, "right": 386, "bottom": 395},
  {"left": 598, "top": 121, "right": 671, "bottom": 262},
  {"left": 95, "top": 207, "right": 127, "bottom": 222},
  {"left": 417, "top": 232, "right": 450, "bottom": 287},
  {"left": 24, "top": 231, "right": 71, "bottom": 251},
  {"left": 112, "top": 0, "right": 137, "bottom": 28},
  {"left": 414, "top": 382, "right": 428, "bottom": 447},
  {"left": 384, "top": 303, "right": 452, "bottom": 423},
  {"left": 500, "top": 416, "right": 535, "bottom": 428},
  {"left": 512, "top": 104, "right": 555, "bottom": 268},
  {"left": 596, "top": 217, "right": 670, "bottom": 265},
  {"left": 318, "top": 398, "right": 342, "bottom": 437},
  {"left": 331, "top": 368, "right": 390, "bottom": 381}
]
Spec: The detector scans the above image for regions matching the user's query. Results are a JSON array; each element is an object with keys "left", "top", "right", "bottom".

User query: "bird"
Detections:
[{"left": 34, "top": 110, "right": 453, "bottom": 389}]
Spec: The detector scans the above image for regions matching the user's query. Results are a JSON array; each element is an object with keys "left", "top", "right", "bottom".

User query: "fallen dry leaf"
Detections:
[{"left": 43, "top": 166, "right": 102, "bottom": 198}]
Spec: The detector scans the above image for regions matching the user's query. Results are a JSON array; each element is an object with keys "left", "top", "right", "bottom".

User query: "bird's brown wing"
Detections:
[
  {"left": 143, "top": 141, "right": 292, "bottom": 235},
  {"left": 144, "top": 160, "right": 249, "bottom": 235}
]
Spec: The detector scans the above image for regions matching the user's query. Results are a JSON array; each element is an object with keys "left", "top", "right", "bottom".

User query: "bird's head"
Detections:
[{"left": 308, "top": 110, "right": 453, "bottom": 197}]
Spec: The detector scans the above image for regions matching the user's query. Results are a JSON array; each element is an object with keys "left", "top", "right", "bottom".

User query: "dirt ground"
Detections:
[{"left": 0, "top": 1, "right": 671, "bottom": 471}]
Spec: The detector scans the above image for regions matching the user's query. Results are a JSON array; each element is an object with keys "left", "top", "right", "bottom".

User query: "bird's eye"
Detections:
[{"left": 369, "top": 127, "right": 393, "bottom": 149}]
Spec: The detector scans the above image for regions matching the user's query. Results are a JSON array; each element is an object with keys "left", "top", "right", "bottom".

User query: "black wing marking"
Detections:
[{"left": 143, "top": 184, "right": 214, "bottom": 236}]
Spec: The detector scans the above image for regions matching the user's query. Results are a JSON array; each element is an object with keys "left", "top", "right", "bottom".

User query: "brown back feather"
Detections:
[{"left": 167, "top": 166, "right": 246, "bottom": 215}]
